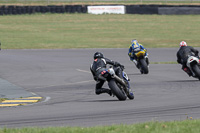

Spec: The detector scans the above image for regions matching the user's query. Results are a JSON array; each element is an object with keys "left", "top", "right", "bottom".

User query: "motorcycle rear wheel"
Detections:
[
  {"left": 108, "top": 79, "right": 127, "bottom": 101},
  {"left": 192, "top": 64, "right": 200, "bottom": 80},
  {"left": 140, "top": 58, "right": 149, "bottom": 74}
]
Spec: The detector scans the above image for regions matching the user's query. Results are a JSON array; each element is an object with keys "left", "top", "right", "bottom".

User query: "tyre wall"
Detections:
[
  {"left": 0, "top": 5, "right": 87, "bottom": 15},
  {"left": 126, "top": 5, "right": 200, "bottom": 15},
  {"left": 0, "top": 5, "right": 200, "bottom": 15}
]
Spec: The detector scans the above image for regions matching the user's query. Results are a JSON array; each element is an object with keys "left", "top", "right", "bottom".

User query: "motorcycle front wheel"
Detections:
[
  {"left": 124, "top": 80, "right": 134, "bottom": 100},
  {"left": 108, "top": 79, "right": 127, "bottom": 101},
  {"left": 127, "top": 90, "right": 134, "bottom": 100}
]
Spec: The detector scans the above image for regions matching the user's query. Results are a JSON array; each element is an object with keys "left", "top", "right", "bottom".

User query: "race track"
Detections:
[{"left": 0, "top": 48, "right": 200, "bottom": 128}]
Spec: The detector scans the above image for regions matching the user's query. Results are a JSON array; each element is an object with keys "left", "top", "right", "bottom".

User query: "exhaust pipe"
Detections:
[{"left": 113, "top": 75, "right": 126, "bottom": 86}]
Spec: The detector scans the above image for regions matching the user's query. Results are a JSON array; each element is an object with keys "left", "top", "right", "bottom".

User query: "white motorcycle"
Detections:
[{"left": 186, "top": 55, "right": 200, "bottom": 80}]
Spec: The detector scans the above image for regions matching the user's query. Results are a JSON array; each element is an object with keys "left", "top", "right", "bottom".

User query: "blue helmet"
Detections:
[
  {"left": 131, "top": 39, "right": 139, "bottom": 48},
  {"left": 131, "top": 39, "right": 138, "bottom": 44}
]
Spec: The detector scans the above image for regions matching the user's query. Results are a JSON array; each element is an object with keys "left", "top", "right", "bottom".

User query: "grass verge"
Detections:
[
  {"left": 0, "top": 98, "right": 6, "bottom": 103},
  {"left": 150, "top": 61, "right": 177, "bottom": 64},
  {"left": 0, "top": 0, "right": 200, "bottom": 6},
  {"left": 0, "top": 14, "right": 200, "bottom": 49},
  {"left": 0, "top": 119, "right": 200, "bottom": 133}
]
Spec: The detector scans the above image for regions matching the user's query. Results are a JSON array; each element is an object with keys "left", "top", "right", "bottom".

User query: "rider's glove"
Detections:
[
  {"left": 114, "top": 62, "right": 121, "bottom": 67},
  {"left": 128, "top": 52, "right": 134, "bottom": 57},
  {"left": 120, "top": 65, "right": 125, "bottom": 69},
  {"left": 195, "top": 51, "right": 199, "bottom": 56},
  {"left": 114, "top": 62, "right": 124, "bottom": 69}
]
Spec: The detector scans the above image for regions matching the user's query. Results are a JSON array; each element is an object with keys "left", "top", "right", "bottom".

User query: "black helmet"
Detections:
[{"left": 94, "top": 52, "right": 104, "bottom": 59}]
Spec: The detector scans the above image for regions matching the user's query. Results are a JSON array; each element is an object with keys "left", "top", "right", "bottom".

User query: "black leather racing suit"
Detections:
[
  {"left": 177, "top": 46, "right": 199, "bottom": 66},
  {"left": 177, "top": 46, "right": 199, "bottom": 75},
  {"left": 90, "top": 57, "right": 122, "bottom": 95}
]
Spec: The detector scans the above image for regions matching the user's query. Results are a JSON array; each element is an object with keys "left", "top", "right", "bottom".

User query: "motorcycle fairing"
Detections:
[{"left": 135, "top": 50, "right": 145, "bottom": 58}]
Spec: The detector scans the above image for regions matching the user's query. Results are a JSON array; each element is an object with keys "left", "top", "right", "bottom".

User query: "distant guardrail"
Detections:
[{"left": 0, "top": 5, "right": 87, "bottom": 15}]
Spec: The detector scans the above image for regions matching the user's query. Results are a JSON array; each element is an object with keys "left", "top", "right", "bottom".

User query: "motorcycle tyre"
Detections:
[
  {"left": 140, "top": 58, "right": 149, "bottom": 74},
  {"left": 108, "top": 79, "right": 127, "bottom": 101},
  {"left": 192, "top": 64, "right": 200, "bottom": 80}
]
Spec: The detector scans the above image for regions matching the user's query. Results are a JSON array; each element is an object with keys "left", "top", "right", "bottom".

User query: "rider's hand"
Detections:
[
  {"left": 120, "top": 65, "right": 125, "bottom": 69},
  {"left": 114, "top": 62, "right": 120, "bottom": 66},
  {"left": 131, "top": 53, "right": 134, "bottom": 57}
]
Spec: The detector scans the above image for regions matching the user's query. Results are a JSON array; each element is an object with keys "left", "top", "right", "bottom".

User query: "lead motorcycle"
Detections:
[
  {"left": 186, "top": 55, "right": 200, "bottom": 80},
  {"left": 104, "top": 66, "right": 134, "bottom": 101},
  {"left": 133, "top": 49, "right": 149, "bottom": 74}
]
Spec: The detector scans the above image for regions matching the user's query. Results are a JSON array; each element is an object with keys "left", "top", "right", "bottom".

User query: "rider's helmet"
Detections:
[
  {"left": 94, "top": 52, "right": 104, "bottom": 59},
  {"left": 180, "top": 41, "right": 187, "bottom": 47},
  {"left": 131, "top": 39, "right": 139, "bottom": 48},
  {"left": 131, "top": 39, "right": 138, "bottom": 44}
]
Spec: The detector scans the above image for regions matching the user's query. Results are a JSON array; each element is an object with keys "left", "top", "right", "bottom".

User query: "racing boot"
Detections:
[
  {"left": 183, "top": 67, "right": 192, "bottom": 77},
  {"left": 132, "top": 59, "right": 140, "bottom": 69},
  {"left": 140, "top": 69, "right": 144, "bottom": 74},
  {"left": 132, "top": 59, "right": 137, "bottom": 65},
  {"left": 96, "top": 88, "right": 112, "bottom": 96}
]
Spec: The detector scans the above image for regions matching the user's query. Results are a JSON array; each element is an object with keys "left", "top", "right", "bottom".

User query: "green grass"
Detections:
[
  {"left": 1, "top": 13, "right": 200, "bottom": 49},
  {"left": 0, "top": 119, "right": 200, "bottom": 133},
  {"left": 0, "top": 0, "right": 200, "bottom": 6},
  {"left": 0, "top": 98, "right": 6, "bottom": 103},
  {"left": 151, "top": 62, "right": 178, "bottom": 64}
]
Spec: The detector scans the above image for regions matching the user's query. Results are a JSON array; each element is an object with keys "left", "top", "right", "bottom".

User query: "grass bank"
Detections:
[
  {"left": 0, "top": 0, "right": 200, "bottom": 6},
  {"left": 0, "top": 98, "right": 6, "bottom": 103},
  {"left": 0, "top": 119, "right": 200, "bottom": 133},
  {"left": 150, "top": 61, "right": 177, "bottom": 64},
  {"left": 0, "top": 14, "right": 200, "bottom": 49},
  {"left": 1, "top": 0, "right": 200, "bottom": 6}
]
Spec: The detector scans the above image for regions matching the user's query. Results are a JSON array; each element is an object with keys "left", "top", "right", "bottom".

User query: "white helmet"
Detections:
[{"left": 180, "top": 41, "right": 187, "bottom": 47}]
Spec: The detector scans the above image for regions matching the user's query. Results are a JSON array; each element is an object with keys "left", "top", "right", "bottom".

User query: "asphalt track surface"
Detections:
[{"left": 0, "top": 48, "right": 200, "bottom": 128}]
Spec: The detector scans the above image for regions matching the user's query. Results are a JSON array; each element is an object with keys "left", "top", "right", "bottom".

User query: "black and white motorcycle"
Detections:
[{"left": 106, "top": 66, "right": 134, "bottom": 101}]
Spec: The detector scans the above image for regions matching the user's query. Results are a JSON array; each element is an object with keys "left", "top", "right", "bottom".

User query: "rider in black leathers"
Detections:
[
  {"left": 90, "top": 52, "right": 123, "bottom": 96},
  {"left": 177, "top": 41, "right": 199, "bottom": 76}
]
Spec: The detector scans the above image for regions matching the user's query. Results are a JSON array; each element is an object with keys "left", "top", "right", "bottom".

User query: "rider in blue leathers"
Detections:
[{"left": 128, "top": 39, "right": 149, "bottom": 68}]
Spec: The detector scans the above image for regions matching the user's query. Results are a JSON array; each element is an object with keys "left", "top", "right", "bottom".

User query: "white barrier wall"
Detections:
[{"left": 87, "top": 6, "right": 125, "bottom": 14}]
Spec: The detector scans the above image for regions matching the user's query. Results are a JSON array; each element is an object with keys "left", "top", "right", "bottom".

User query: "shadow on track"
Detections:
[
  {"left": 76, "top": 99, "right": 120, "bottom": 102},
  {"left": 167, "top": 80, "right": 199, "bottom": 82},
  {"left": 127, "top": 73, "right": 142, "bottom": 76}
]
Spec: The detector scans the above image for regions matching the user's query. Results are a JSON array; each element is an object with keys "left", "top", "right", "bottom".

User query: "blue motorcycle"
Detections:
[{"left": 105, "top": 66, "right": 134, "bottom": 101}]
